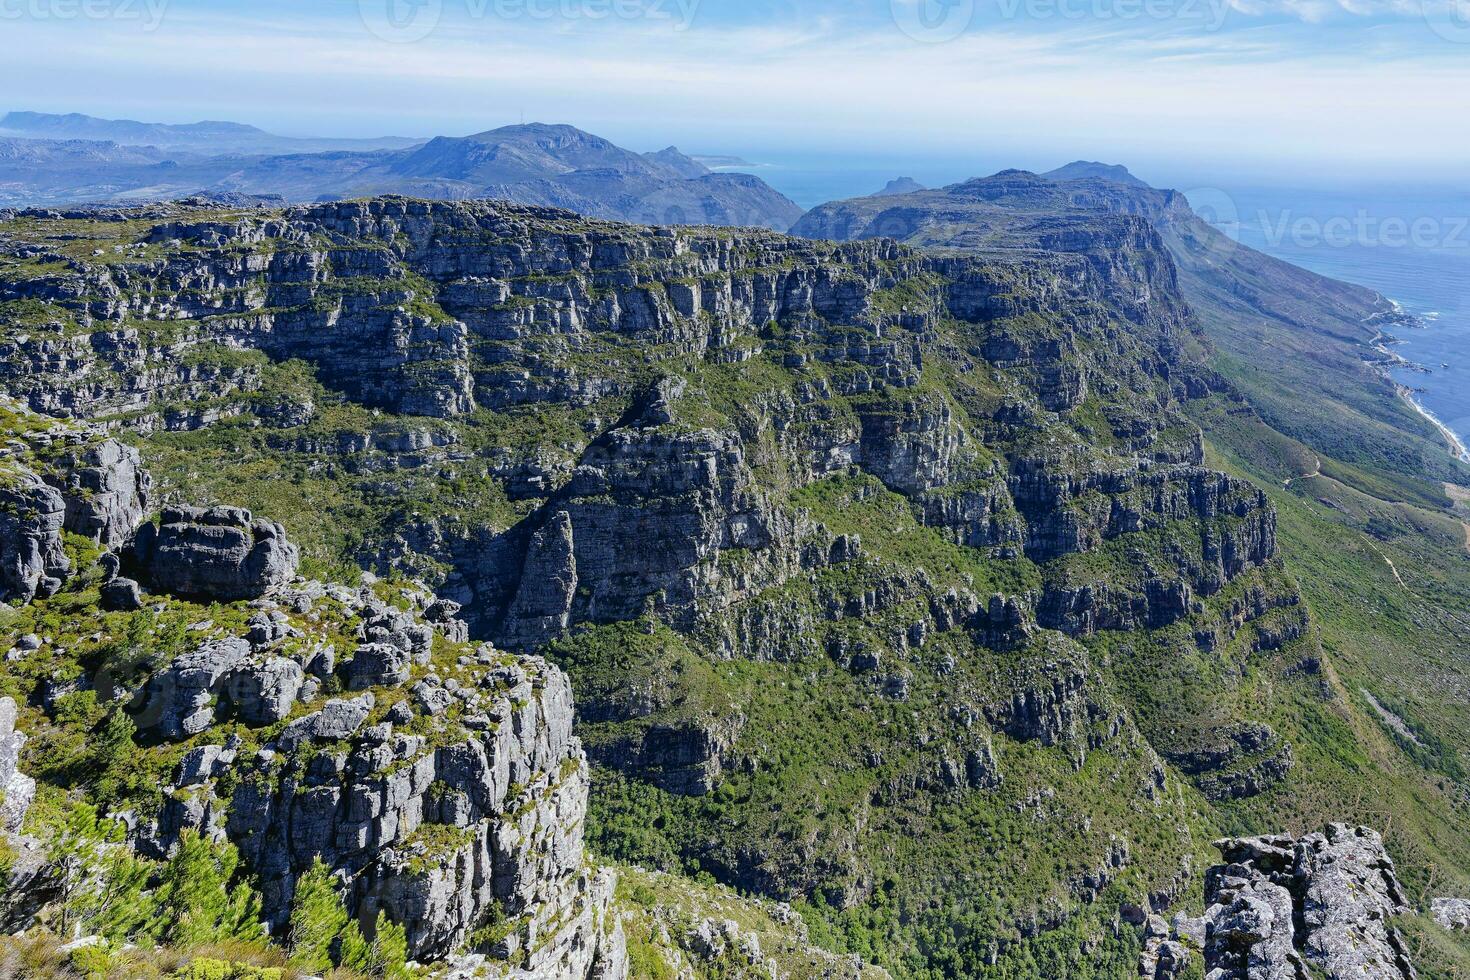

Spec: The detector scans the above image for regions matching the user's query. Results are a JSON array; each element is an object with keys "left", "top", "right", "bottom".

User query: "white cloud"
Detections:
[{"left": 1, "top": 0, "right": 1467, "bottom": 177}]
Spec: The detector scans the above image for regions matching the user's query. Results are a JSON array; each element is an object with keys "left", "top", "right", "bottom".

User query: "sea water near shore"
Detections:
[{"left": 1222, "top": 185, "right": 1470, "bottom": 459}]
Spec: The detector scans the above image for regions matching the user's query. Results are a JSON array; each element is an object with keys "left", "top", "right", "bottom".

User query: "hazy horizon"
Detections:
[
  {"left": 5, "top": 106, "right": 1465, "bottom": 202},
  {"left": 5, "top": 0, "right": 1470, "bottom": 188}
]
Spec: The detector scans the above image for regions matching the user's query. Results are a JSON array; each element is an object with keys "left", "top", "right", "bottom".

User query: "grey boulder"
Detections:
[
  {"left": 278, "top": 694, "right": 376, "bottom": 747},
  {"left": 134, "top": 638, "right": 252, "bottom": 739},
  {"left": 1432, "top": 897, "right": 1470, "bottom": 931},
  {"left": 51, "top": 439, "right": 151, "bottom": 551},
  {"left": 0, "top": 470, "right": 70, "bottom": 605},
  {"left": 100, "top": 576, "right": 144, "bottom": 611},
  {"left": 345, "top": 642, "right": 413, "bottom": 690},
  {"left": 136, "top": 639, "right": 304, "bottom": 739},
  {"left": 134, "top": 504, "right": 299, "bottom": 600},
  {"left": 226, "top": 657, "right": 304, "bottom": 726}
]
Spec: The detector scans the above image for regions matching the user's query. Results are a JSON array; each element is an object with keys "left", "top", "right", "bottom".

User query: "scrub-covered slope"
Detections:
[
  {"left": 1, "top": 197, "right": 1468, "bottom": 978},
  {"left": 793, "top": 167, "right": 1469, "bottom": 492},
  {"left": 797, "top": 168, "right": 1470, "bottom": 975}
]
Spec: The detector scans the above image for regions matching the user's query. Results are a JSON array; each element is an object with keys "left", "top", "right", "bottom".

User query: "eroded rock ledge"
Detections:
[
  {"left": 1142, "top": 825, "right": 1416, "bottom": 980},
  {"left": 134, "top": 581, "right": 626, "bottom": 976}
]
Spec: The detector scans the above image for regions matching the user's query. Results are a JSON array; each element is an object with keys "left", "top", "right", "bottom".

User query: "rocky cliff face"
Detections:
[
  {"left": 198, "top": 584, "right": 620, "bottom": 973},
  {"left": 0, "top": 467, "right": 69, "bottom": 604},
  {"left": 1144, "top": 826, "right": 1418, "bottom": 980},
  {"left": 0, "top": 697, "right": 34, "bottom": 834},
  {"left": 0, "top": 198, "right": 1329, "bottom": 977},
  {"left": 0, "top": 408, "right": 149, "bottom": 605},
  {"left": 0, "top": 199, "right": 1258, "bottom": 636},
  {"left": 0, "top": 405, "right": 625, "bottom": 977},
  {"left": 5, "top": 569, "right": 626, "bottom": 977},
  {"left": 48, "top": 438, "right": 151, "bottom": 550}
]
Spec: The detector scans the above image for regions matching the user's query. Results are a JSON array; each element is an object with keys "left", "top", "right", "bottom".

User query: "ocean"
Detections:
[
  {"left": 737, "top": 155, "right": 1470, "bottom": 453},
  {"left": 1217, "top": 185, "right": 1470, "bottom": 455}
]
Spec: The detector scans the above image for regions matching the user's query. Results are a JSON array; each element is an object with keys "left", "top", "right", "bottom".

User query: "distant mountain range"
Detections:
[
  {"left": 0, "top": 113, "right": 804, "bottom": 230},
  {"left": 0, "top": 111, "right": 420, "bottom": 155},
  {"left": 792, "top": 163, "right": 1385, "bottom": 345}
]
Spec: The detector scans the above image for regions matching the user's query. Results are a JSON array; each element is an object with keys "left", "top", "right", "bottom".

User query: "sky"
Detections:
[{"left": 2, "top": 0, "right": 1469, "bottom": 186}]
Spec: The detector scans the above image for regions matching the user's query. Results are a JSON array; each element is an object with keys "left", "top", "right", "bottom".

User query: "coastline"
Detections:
[
  {"left": 1401, "top": 386, "right": 1470, "bottom": 464},
  {"left": 1368, "top": 316, "right": 1470, "bottom": 464}
]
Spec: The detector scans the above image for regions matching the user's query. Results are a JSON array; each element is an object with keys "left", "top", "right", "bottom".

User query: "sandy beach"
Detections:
[
  {"left": 1369, "top": 327, "right": 1470, "bottom": 464},
  {"left": 1401, "top": 385, "right": 1470, "bottom": 464}
]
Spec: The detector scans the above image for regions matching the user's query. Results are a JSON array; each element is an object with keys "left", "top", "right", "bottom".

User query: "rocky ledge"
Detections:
[
  {"left": 1141, "top": 825, "right": 1417, "bottom": 980},
  {"left": 142, "top": 582, "right": 626, "bottom": 975}
]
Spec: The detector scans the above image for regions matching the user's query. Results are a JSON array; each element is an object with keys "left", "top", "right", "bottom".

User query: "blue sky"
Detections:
[{"left": 2, "top": 0, "right": 1467, "bottom": 184}]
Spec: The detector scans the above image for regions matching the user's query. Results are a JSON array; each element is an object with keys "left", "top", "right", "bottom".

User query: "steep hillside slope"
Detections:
[
  {"left": 2, "top": 198, "right": 1470, "bottom": 978},
  {"left": 793, "top": 168, "right": 1469, "bottom": 494},
  {"left": 796, "top": 171, "right": 1470, "bottom": 974}
]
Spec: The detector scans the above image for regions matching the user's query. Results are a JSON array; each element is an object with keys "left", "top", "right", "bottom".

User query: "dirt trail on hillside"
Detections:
[
  {"left": 1364, "top": 538, "right": 1408, "bottom": 589},
  {"left": 1283, "top": 457, "right": 1322, "bottom": 490}
]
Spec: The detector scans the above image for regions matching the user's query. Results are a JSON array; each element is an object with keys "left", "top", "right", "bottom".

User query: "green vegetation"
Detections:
[
  {"left": 287, "top": 859, "right": 349, "bottom": 973},
  {"left": 5, "top": 199, "right": 1470, "bottom": 979},
  {"left": 154, "top": 833, "right": 263, "bottom": 948},
  {"left": 287, "top": 860, "right": 408, "bottom": 980}
]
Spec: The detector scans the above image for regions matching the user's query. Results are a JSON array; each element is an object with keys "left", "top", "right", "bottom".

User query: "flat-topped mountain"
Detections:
[{"left": 1042, "top": 159, "right": 1150, "bottom": 186}]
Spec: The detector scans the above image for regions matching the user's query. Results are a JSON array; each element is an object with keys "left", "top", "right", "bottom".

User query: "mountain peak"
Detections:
[
  {"left": 643, "top": 144, "right": 711, "bottom": 179},
  {"left": 871, "top": 177, "right": 925, "bottom": 197},
  {"left": 468, "top": 121, "right": 597, "bottom": 141},
  {"left": 1042, "top": 160, "right": 1149, "bottom": 187}
]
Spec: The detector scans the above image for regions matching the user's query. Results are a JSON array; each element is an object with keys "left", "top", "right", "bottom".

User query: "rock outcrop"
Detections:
[
  {"left": 0, "top": 468, "right": 69, "bottom": 604},
  {"left": 1166, "top": 722, "right": 1294, "bottom": 802},
  {"left": 1432, "top": 896, "right": 1470, "bottom": 931},
  {"left": 636, "top": 716, "right": 745, "bottom": 797},
  {"left": 49, "top": 438, "right": 151, "bottom": 550},
  {"left": 127, "top": 582, "right": 625, "bottom": 977},
  {"left": 0, "top": 697, "right": 35, "bottom": 834},
  {"left": 1189, "top": 827, "right": 1416, "bottom": 980},
  {"left": 1138, "top": 913, "right": 1192, "bottom": 980},
  {"left": 1295, "top": 826, "right": 1415, "bottom": 979},
  {"left": 132, "top": 504, "right": 300, "bottom": 600}
]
